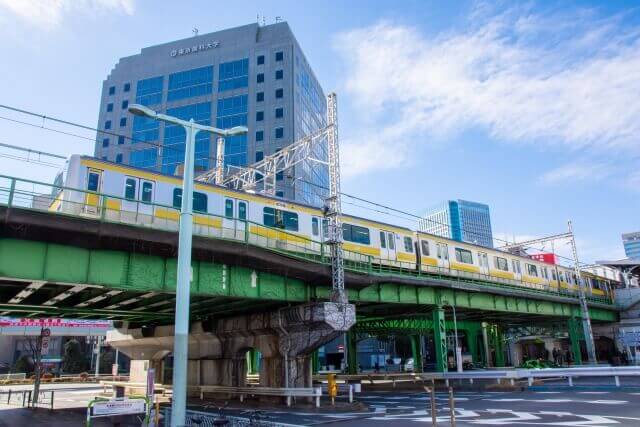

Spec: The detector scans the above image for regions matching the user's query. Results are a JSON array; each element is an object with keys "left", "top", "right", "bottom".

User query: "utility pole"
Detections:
[
  {"left": 568, "top": 220, "right": 597, "bottom": 364},
  {"left": 326, "top": 93, "right": 346, "bottom": 304}
]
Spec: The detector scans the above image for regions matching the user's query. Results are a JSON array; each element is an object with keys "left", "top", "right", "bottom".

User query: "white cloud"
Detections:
[
  {"left": 0, "top": 0, "right": 134, "bottom": 29},
  {"left": 335, "top": 6, "right": 640, "bottom": 177},
  {"left": 538, "top": 161, "right": 613, "bottom": 185}
]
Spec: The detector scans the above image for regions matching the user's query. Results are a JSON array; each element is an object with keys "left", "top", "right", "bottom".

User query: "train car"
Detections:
[{"left": 51, "top": 155, "right": 610, "bottom": 299}]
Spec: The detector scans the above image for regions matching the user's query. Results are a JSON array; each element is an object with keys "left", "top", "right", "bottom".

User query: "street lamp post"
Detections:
[
  {"left": 129, "top": 104, "right": 247, "bottom": 427},
  {"left": 442, "top": 301, "right": 463, "bottom": 373}
]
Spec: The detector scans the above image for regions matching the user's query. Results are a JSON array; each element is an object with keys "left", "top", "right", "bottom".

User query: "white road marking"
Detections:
[{"left": 471, "top": 409, "right": 541, "bottom": 425}]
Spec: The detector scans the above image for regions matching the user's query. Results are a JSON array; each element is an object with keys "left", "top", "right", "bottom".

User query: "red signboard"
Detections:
[{"left": 530, "top": 253, "right": 557, "bottom": 265}]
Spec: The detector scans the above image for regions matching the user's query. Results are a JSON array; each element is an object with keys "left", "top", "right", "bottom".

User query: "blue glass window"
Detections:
[
  {"left": 132, "top": 115, "right": 159, "bottom": 143},
  {"left": 275, "top": 70, "right": 283, "bottom": 80},
  {"left": 275, "top": 51, "right": 283, "bottom": 62},
  {"left": 255, "top": 131, "right": 264, "bottom": 142},
  {"left": 130, "top": 148, "right": 157, "bottom": 169},
  {"left": 162, "top": 102, "right": 212, "bottom": 174},
  {"left": 257, "top": 73, "right": 264, "bottom": 84},
  {"left": 119, "top": 117, "right": 127, "bottom": 127},
  {"left": 168, "top": 66, "right": 213, "bottom": 101},
  {"left": 108, "top": 86, "right": 115, "bottom": 95},
  {"left": 135, "top": 76, "right": 164, "bottom": 105},
  {"left": 104, "top": 120, "right": 111, "bottom": 130},
  {"left": 256, "top": 92, "right": 264, "bottom": 102},
  {"left": 121, "top": 100, "right": 128, "bottom": 109},
  {"left": 116, "top": 153, "right": 123, "bottom": 163},
  {"left": 256, "top": 151, "right": 263, "bottom": 161},
  {"left": 218, "top": 59, "right": 248, "bottom": 92},
  {"left": 215, "top": 95, "right": 247, "bottom": 168},
  {"left": 256, "top": 111, "right": 264, "bottom": 122},
  {"left": 275, "top": 88, "right": 283, "bottom": 99},
  {"left": 123, "top": 82, "right": 131, "bottom": 92},
  {"left": 107, "top": 103, "right": 113, "bottom": 112},
  {"left": 118, "top": 135, "right": 125, "bottom": 145},
  {"left": 275, "top": 107, "right": 283, "bottom": 118},
  {"left": 275, "top": 190, "right": 284, "bottom": 198},
  {"left": 275, "top": 127, "right": 284, "bottom": 139},
  {"left": 102, "top": 138, "right": 109, "bottom": 147},
  {"left": 257, "top": 55, "right": 264, "bottom": 65}
]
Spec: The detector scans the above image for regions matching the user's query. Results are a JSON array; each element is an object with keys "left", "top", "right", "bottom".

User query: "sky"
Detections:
[{"left": 0, "top": 0, "right": 638, "bottom": 264}]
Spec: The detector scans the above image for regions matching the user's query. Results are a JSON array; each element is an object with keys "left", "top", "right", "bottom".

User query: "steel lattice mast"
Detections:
[
  {"left": 568, "top": 220, "right": 597, "bottom": 364},
  {"left": 326, "top": 93, "right": 346, "bottom": 304}
]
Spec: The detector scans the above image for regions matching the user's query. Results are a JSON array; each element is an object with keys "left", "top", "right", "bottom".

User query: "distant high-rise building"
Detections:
[
  {"left": 420, "top": 199, "right": 494, "bottom": 248},
  {"left": 623, "top": 232, "right": 640, "bottom": 259},
  {"left": 94, "top": 22, "right": 328, "bottom": 206}
]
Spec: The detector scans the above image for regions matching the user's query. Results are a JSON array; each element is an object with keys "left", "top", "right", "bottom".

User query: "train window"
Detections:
[
  {"left": 225, "top": 199, "right": 234, "bottom": 218},
  {"left": 193, "top": 192, "right": 208, "bottom": 213},
  {"left": 403, "top": 237, "right": 413, "bottom": 253},
  {"left": 141, "top": 182, "right": 153, "bottom": 203},
  {"left": 311, "top": 218, "right": 319, "bottom": 236},
  {"left": 322, "top": 219, "right": 328, "bottom": 238},
  {"left": 494, "top": 256, "right": 508, "bottom": 271},
  {"left": 87, "top": 172, "right": 100, "bottom": 192},
  {"left": 479, "top": 252, "right": 488, "bottom": 267},
  {"left": 125, "top": 178, "right": 136, "bottom": 200},
  {"left": 542, "top": 267, "right": 548, "bottom": 279},
  {"left": 342, "top": 224, "right": 371, "bottom": 245},
  {"left": 387, "top": 233, "right": 395, "bottom": 250},
  {"left": 173, "top": 188, "right": 182, "bottom": 208},
  {"left": 420, "top": 241, "right": 430, "bottom": 256},
  {"left": 526, "top": 264, "right": 538, "bottom": 277},
  {"left": 455, "top": 248, "right": 473, "bottom": 264},
  {"left": 437, "top": 243, "right": 448, "bottom": 260},
  {"left": 552, "top": 269, "right": 557, "bottom": 280},
  {"left": 380, "top": 231, "right": 386, "bottom": 249},
  {"left": 512, "top": 259, "right": 521, "bottom": 274},
  {"left": 238, "top": 202, "right": 247, "bottom": 220},
  {"left": 559, "top": 271, "right": 564, "bottom": 282},
  {"left": 263, "top": 207, "right": 298, "bottom": 231}
]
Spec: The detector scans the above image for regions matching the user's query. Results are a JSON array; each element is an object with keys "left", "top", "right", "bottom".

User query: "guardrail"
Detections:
[
  {"left": 0, "top": 174, "right": 613, "bottom": 305},
  {"left": 418, "top": 366, "right": 640, "bottom": 387},
  {"left": 0, "top": 373, "right": 26, "bottom": 381},
  {"left": 165, "top": 408, "right": 301, "bottom": 427},
  {"left": 193, "top": 385, "right": 322, "bottom": 408},
  {"left": 0, "top": 389, "right": 54, "bottom": 409}
]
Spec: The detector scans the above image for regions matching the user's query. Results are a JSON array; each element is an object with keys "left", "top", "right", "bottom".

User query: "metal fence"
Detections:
[
  {"left": 0, "top": 389, "right": 54, "bottom": 409},
  {"left": 163, "top": 408, "right": 301, "bottom": 427}
]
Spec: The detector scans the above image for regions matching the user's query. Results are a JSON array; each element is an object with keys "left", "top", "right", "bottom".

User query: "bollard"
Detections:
[
  {"left": 348, "top": 384, "right": 354, "bottom": 403},
  {"left": 568, "top": 376, "right": 573, "bottom": 387},
  {"left": 327, "top": 373, "right": 338, "bottom": 406},
  {"left": 50, "top": 390, "right": 54, "bottom": 410},
  {"left": 615, "top": 376, "right": 620, "bottom": 387},
  {"left": 528, "top": 377, "right": 533, "bottom": 386},
  {"left": 424, "top": 386, "right": 437, "bottom": 427},
  {"left": 448, "top": 387, "right": 456, "bottom": 427}
]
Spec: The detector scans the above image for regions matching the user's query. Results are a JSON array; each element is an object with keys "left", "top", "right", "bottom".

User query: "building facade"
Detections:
[
  {"left": 94, "top": 22, "right": 328, "bottom": 206},
  {"left": 420, "top": 199, "right": 494, "bottom": 248},
  {"left": 623, "top": 232, "right": 640, "bottom": 259}
]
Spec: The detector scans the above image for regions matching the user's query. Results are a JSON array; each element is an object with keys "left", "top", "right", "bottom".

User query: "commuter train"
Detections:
[{"left": 49, "top": 155, "right": 616, "bottom": 298}]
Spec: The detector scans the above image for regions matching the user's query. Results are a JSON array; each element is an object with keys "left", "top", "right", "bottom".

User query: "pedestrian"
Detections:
[{"left": 552, "top": 348, "right": 559, "bottom": 365}]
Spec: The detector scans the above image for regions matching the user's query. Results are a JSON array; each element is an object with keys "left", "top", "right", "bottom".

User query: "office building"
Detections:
[
  {"left": 94, "top": 22, "right": 328, "bottom": 206},
  {"left": 420, "top": 199, "right": 494, "bottom": 248},
  {"left": 623, "top": 232, "right": 640, "bottom": 259}
]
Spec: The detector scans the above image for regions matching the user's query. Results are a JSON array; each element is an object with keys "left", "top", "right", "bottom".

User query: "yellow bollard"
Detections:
[{"left": 328, "top": 373, "right": 338, "bottom": 405}]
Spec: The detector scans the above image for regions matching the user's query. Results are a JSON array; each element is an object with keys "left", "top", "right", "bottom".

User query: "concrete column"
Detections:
[
  {"left": 433, "top": 308, "right": 447, "bottom": 373},
  {"left": 493, "top": 326, "right": 505, "bottom": 367}
]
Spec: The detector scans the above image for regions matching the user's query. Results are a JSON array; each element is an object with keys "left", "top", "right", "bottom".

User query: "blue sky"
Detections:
[{"left": 0, "top": 0, "right": 638, "bottom": 263}]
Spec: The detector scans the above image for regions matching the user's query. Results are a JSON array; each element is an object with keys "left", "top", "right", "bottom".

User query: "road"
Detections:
[{"left": 1, "top": 383, "right": 640, "bottom": 426}]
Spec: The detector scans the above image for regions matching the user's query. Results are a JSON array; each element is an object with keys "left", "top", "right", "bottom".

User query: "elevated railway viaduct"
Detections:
[{"left": 0, "top": 205, "right": 618, "bottom": 388}]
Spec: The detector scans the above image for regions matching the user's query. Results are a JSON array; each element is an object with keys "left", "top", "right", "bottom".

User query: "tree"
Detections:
[
  {"left": 62, "top": 339, "right": 86, "bottom": 374},
  {"left": 13, "top": 355, "right": 33, "bottom": 374}
]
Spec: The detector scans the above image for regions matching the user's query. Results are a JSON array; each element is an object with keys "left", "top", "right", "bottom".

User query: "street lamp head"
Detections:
[
  {"left": 128, "top": 104, "right": 157, "bottom": 119},
  {"left": 224, "top": 126, "right": 249, "bottom": 136}
]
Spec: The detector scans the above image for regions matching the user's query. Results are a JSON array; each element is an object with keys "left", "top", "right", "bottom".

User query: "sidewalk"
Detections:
[{"left": 0, "top": 406, "right": 145, "bottom": 427}]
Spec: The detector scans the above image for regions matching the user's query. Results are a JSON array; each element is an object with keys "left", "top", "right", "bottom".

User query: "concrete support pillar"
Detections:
[
  {"left": 568, "top": 317, "right": 584, "bottom": 365},
  {"left": 410, "top": 335, "right": 423, "bottom": 372},
  {"left": 433, "top": 308, "right": 447, "bottom": 373},
  {"left": 482, "top": 322, "right": 491, "bottom": 367},
  {"left": 346, "top": 332, "right": 358, "bottom": 374}
]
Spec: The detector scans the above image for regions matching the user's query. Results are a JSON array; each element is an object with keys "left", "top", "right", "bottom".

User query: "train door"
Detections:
[
  {"left": 379, "top": 230, "right": 396, "bottom": 263},
  {"left": 138, "top": 179, "right": 155, "bottom": 221},
  {"left": 437, "top": 243, "right": 450, "bottom": 269},
  {"left": 223, "top": 198, "right": 247, "bottom": 239},
  {"left": 311, "top": 216, "right": 322, "bottom": 253},
  {"left": 478, "top": 252, "right": 489, "bottom": 275},
  {"left": 84, "top": 168, "right": 102, "bottom": 214},
  {"left": 512, "top": 259, "right": 522, "bottom": 281}
]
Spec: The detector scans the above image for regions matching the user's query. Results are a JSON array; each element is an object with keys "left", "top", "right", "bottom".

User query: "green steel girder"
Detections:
[
  {"left": 0, "top": 303, "right": 170, "bottom": 321},
  {"left": 433, "top": 308, "right": 447, "bottom": 373},
  {"left": 0, "top": 238, "right": 620, "bottom": 323}
]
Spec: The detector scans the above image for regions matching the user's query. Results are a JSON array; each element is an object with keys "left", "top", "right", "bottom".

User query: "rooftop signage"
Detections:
[{"left": 170, "top": 41, "right": 220, "bottom": 57}]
